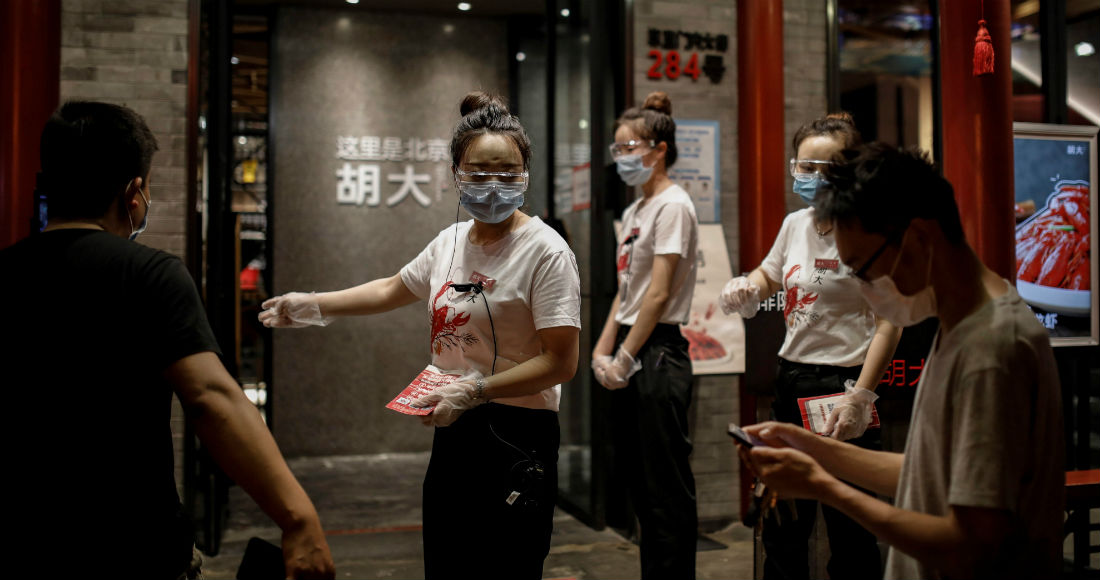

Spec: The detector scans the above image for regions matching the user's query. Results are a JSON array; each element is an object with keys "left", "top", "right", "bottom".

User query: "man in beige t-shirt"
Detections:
[{"left": 739, "top": 144, "right": 1063, "bottom": 580}]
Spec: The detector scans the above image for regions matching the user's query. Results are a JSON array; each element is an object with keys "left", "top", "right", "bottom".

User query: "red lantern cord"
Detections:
[{"left": 974, "top": 0, "right": 995, "bottom": 76}]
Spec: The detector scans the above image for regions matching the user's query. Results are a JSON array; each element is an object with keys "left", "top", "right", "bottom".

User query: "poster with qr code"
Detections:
[
  {"left": 797, "top": 392, "right": 880, "bottom": 435},
  {"left": 386, "top": 365, "right": 461, "bottom": 416}
]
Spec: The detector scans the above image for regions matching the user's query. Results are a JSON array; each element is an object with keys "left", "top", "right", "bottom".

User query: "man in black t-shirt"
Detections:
[{"left": 0, "top": 101, "right": 334, "bottom": 579}]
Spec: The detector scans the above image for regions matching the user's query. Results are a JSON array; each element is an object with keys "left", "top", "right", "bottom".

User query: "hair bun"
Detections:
[
  {"left": 460, "top": 91, "right": 509, "bottom": 117},
  {"left": 642, "top": 91, "right": 672, "bottom": 116},
  {"left": 825, "top": 111, "right": 855, "bottom": 125}
]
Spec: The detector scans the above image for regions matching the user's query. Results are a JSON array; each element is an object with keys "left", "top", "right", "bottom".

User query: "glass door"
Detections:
[{"left": 535, "top": 0, "right": 627, "bottom": 529}]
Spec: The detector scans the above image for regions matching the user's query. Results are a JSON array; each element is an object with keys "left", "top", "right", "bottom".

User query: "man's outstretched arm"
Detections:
[{"left": 168, "top": 351, "right": 335, "bottom": 579}]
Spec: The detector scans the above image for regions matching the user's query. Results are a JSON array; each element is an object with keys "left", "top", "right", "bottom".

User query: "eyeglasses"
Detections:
[
  {"left": 455, "top": 169, "right": 529, "bottom": 186},
  {"left": 849, "top": 231, "right": 907, "bottom": 282},
  {"left": 609, "top": 140, "right": 655, "bottom": 158},
  {"left": 789, "top": 158, "right": 833, "bottom": 178},
  {"left": 849, "top": 239, "right": 891, "bottom": 282}
]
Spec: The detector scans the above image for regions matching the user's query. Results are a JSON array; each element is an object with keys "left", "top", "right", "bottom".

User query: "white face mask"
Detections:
[
  {"left": 615, "top": 153, "right": 654, "bottom": 186},
  {"left": 126, "top": 182, "right": 151, "bottom": 241},
  {"left": 858, "top": 230, "right": 937, "bottom": 327}
]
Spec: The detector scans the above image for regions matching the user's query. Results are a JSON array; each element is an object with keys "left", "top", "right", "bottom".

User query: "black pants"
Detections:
[
  {"left": 422, "top": 403, "right": 559, "bottom": 580},
  {"left": 762, "top": 358, "right": 883, "bottom": 580},
  {"left": 611, "top": 323, "right": 698, "bottom": 580}
]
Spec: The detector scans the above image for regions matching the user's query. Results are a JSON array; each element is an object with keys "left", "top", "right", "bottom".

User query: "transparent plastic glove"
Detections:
[
  {"left": 592, "top": 354, "right": 623, "bottom": 390},
  {"left": 823, "top": 379, "right": 879, "bottom": 441},
  {"left": 604, "top": 346, "right": 642, "bottom": 390},
  {"left": 719, "top": 276, "right": 761, "bottom": 319},
  {"left": 412, "top": 369, "right": 486, "bottom": 427},
  {"left": 259, "top": 291, "right": 332, "bottom": 328}
]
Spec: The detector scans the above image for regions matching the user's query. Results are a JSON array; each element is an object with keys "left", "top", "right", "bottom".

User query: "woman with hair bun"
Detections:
[
  {"left": 719, "top": 113, "right": 900, "bottom": 580},
  {"left": 592, "top": 91, "right": 700, "bottom": 579},
  {"left": 259, "top": 91, "right": 581, "bottom": 579}
]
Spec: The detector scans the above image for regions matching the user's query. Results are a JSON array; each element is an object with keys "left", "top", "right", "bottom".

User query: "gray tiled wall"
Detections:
[{"left": 59, "top": 0, "right": 191, "bottom": 494}]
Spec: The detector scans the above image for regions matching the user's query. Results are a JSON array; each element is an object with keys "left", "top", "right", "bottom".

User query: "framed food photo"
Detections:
[{"left": 1013, "top": 122, "right": 1099, "bottom": 346}]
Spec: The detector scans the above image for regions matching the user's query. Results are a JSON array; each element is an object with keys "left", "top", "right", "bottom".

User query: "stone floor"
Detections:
[{"left": 197, "top": 452, "right": 757, "bottom": 579}]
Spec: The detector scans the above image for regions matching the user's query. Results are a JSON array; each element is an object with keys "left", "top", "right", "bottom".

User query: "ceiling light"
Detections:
[
  {"left": 1075, "top": 42, "right": 1095, "bottom": 57},
  {"left": 238, "top": 136, "right": 247, "bottom": 145},
  {"left": 346, "top": 0, "right": 359, "bottom": 4},
  {"left": 578, "top": 119, "right": 588, "bottom": 130},
  {"left": 457, "top": 2, "right": 471, "bottom": 11},
  {"left": 515, "top": 51, "right": 526, "bottom": 62},
  {"left": 230, "top": 56, "right": 240, "bottom": 65},
  {"left": 560, "top": 8, "right": 570, "bottom": 17}
]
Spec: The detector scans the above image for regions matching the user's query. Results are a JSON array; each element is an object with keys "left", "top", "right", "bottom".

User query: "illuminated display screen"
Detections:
[{"left": 1013, "top": 123, "right": 1099, "bottom": 346}]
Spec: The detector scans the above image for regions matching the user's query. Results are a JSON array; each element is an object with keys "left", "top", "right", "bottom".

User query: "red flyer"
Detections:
[
  {"left": 386, "top": 365, "right": 462, "bottom": 416},
  {"left": 797, "top": 392, "right": 880, "bottom": 435}
]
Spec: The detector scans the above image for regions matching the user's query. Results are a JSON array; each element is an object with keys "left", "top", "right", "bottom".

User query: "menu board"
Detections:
[{"left": 1013, "top": 123, "right": 1099, "bottom": 346}]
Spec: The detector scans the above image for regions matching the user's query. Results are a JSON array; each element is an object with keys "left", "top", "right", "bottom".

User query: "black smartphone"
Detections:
[
  {"left": 727, "top": 422, "right": 758, "bottom": 448},
  {"left": 237, "top": 537, "right": 285, "bottom": 580}
]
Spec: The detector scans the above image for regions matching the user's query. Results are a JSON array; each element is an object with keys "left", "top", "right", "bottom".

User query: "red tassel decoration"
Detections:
[{"left": 973, "top": 18, "right": 994, "bottom": 76}]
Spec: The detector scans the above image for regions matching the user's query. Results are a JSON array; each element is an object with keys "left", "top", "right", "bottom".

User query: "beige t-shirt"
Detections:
[
  {"left": 614, "top": 184, "right": 699, "bottom": 326},
  {"left": 400, "top": 217, "right": 581, "bottom": 412},
  {"left": 885, "top": 284, "right": 1064, "bottom": 580}
]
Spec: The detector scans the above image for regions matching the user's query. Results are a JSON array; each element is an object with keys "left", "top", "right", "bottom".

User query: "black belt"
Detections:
[
  {"left": 777, "top": 357, "right": 857, "bottom": 376},
  {"left": 617, "top": 322, "right": 683, "bottom": 340}
]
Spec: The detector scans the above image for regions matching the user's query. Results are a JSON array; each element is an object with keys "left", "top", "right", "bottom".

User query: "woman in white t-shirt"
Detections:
[
  {"left": 719, "top": 113, "right": 901, "bottom": 580},
  {"left": 259, "top": 92, "right": 581, "bottom": 580},
  {"left": 592, "top": 91, "right": 700, "bottom": 580}
]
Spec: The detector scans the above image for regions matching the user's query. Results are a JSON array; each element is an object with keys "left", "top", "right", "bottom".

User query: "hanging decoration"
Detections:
[{"left": 973, "top": 0, "right": 995, "bottom": 76}]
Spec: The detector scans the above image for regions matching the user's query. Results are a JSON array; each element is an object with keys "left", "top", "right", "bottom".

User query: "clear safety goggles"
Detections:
[
  {"left": 789, "top": 158, "right": 834, "bottom": 178},
  {"left": 454, "top": 170, "right": 528, "bottom": 199},
  {"left": 455, "top": 169, "right": 528, "bottom": 186},
  {"left": 609, "top": 139, "right": 655, "bottom": 158}
]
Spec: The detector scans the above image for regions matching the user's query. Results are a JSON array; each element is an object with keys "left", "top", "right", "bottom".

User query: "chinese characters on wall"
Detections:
[
  {"left": 878, "top": 358, "right": 925, "bottom": 387},
  {"left": 646, "top": 28, "right": 728, "bottom": 83},
  {"left": 335, "top": 135, "right": 450, "bottom": 208}
]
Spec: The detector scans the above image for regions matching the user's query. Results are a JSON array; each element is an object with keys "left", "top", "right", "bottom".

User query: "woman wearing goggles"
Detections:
[
  {"left": 593, "top": 91, "right": 701, "bottom": 579},
  {"left": 718, "top": 112, "right": 901, "bottom": 580},
  {"left": 260, "top": 91, "right": 580, "bottom": 580}
]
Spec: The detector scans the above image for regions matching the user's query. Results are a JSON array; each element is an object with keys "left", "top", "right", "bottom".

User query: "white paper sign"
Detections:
[{"left": 669, "top": 120, "right": 720, "bottom": 223}]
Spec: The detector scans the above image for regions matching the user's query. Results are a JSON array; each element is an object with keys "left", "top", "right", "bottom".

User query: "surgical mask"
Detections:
[
  {"left": 793, "top": 173, "right": 823, "bottom": 206},
  {"left": 859, "top": 235, "right": 936, "bottom": 327},
  {"left": 457, "top": 181, "right": 526, "bottom": 224},
  {"left": 615, "top": 153, "right": 654, "bottom": 187},
  {"left": 127, "top": 186, "right": 151, "bottom": 241}
]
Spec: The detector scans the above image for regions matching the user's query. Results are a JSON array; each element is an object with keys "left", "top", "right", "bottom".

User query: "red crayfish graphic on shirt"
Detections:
[
  {"left": 429, "top": 283, "right": 479, "bottom": 355},
  {"left": 783, "top": 265, "right": 820, "bottom": 328},
  {"left": 616, "top": 227, "right": 641, "bottom": 274}
]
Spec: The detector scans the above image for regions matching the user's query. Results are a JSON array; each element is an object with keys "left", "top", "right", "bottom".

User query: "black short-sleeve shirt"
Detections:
[{"left": 0, "top": 229, "right": 221, "bottom": 575}]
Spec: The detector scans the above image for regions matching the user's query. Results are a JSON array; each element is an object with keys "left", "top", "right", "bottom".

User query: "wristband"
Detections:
[{"left": 474, "top": 378, "right": 487, "bottom": 401}]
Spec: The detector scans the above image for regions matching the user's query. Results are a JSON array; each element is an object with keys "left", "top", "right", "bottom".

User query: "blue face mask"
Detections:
[
  {"left": 793, "top": 173, "right": 823, "bottom": 206},
  {"left": 128, "top": 189, "right": 151, "bottom": 240},
  {"left": 615, "top": 153, "right": 654, "bottom": 187},
  {"left": 457, "top": 181, "right": 526, "bottom": 224}
]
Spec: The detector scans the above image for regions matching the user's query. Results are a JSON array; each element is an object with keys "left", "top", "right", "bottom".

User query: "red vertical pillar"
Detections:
[
  {"left": 939, "top": 0, "right": 1016, "bottom": 279},
  {"left": 737, "top": 0, "right": 785, "bottom": 518},
  {"left": 738, "top": 0, "right": 786, "bottom": 270},
  {"left": 1, "top": 0, "right": 61, "bottom": 250}
]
